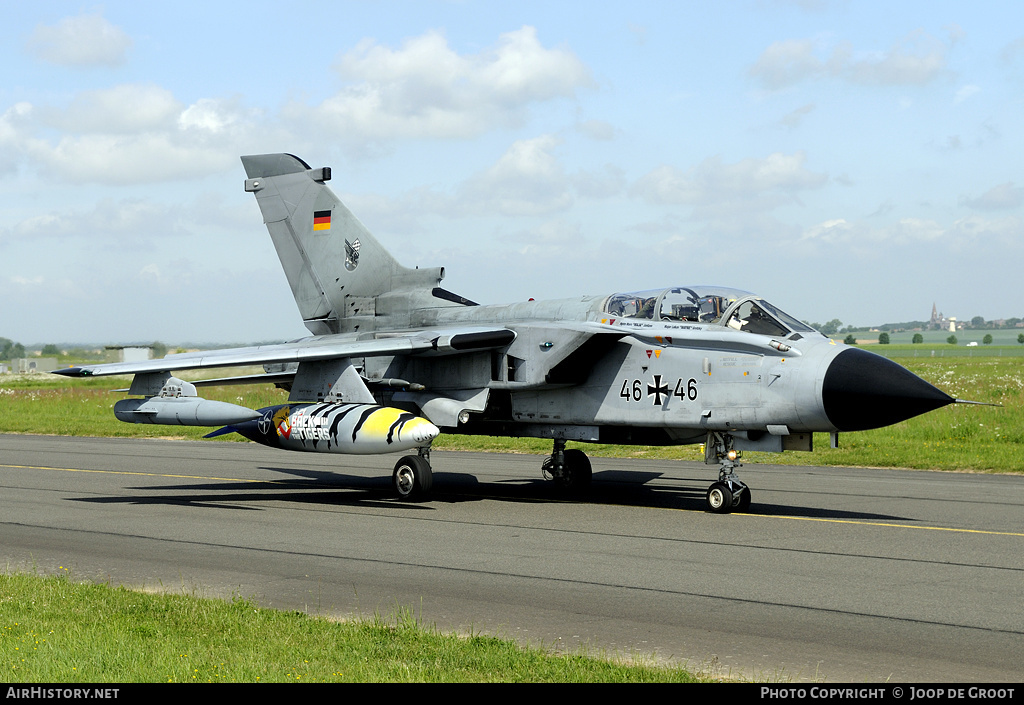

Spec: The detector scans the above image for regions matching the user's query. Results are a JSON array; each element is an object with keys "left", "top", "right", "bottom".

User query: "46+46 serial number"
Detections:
[{"left": 619, "top": 375, "right": 697, "bottom": 406}]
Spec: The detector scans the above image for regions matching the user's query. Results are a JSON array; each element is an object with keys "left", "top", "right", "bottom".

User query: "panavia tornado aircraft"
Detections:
[{"left": 55, "top": 153, "right": 964, "bottom": 512}]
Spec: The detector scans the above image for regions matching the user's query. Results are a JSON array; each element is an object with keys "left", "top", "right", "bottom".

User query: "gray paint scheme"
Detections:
[{"left": 54, "top": 154, "right": 960, "bottom": 510}]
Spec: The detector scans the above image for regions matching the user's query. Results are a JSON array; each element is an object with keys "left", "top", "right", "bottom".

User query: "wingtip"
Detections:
[{"left": 51, "top": 366, "right": 89, "bottom": 377}]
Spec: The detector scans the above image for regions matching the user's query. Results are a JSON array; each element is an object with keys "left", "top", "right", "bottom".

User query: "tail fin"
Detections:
[{"left": 241, "top": 153, "right": 445, "bottom": 335}]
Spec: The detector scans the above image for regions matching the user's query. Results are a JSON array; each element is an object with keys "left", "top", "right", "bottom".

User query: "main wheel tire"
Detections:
[
  {"left": 706, "top": 482, "right": 734, "bottom": 513},
  {"left": 393, "top": 455, "right": 433, "bottom": 501},
  {"left": 553, "top": 449, "right": 592, "bottom": 492}
]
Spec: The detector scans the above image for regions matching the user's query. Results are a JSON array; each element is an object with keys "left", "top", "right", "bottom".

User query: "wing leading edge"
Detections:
[{"left": 53, "top": 327, "right": 517, "bottom": 380}]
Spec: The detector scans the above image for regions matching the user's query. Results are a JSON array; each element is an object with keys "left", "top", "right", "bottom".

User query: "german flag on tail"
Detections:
[{"left": 313, "top": 210, "right": 331, "bottom": 231}]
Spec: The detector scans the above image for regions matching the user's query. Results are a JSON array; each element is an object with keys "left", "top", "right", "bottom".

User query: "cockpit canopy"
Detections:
[{"left": 603, "top": 286, "right": 817, "bottom": 337}]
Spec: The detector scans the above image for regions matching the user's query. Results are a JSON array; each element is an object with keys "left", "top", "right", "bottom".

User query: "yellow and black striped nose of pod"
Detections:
[{"left": 351, "top": 406, "right": 440, "bottom": 450}]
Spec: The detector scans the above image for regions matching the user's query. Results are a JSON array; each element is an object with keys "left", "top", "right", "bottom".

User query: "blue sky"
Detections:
[{"left": 2, "top": 1, "right": 1021, "bottom": 343}]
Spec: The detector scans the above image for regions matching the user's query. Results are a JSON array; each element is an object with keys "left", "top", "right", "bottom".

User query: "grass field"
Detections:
[
  {"left": 0, "top": 572, "right": 704, "bottom": 683},
  {"left": 1, "top": 352, "right": 1020, "bottom": 472},
  {"left": 878, "top": 329, "right": 1024, "bottom": 346}
]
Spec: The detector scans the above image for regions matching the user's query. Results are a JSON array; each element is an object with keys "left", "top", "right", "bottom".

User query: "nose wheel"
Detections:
[
  {"left": 705, "top": 432, "right": 752, "bottom": 513},
  {"left": 706, "top": 479, "right": 751, "bottom": 514}
]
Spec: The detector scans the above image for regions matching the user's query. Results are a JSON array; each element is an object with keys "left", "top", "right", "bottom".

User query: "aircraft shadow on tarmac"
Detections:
[{"left": 71, "top": 465, "right": 913, "bottom": 522}]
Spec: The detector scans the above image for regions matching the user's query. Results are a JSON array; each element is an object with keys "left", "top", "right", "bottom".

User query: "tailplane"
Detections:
[{"left": 241, "top": 153, "right": 446, "bottom": 334}]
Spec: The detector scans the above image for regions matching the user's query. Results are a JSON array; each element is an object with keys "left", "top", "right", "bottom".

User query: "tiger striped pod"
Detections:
[{"left": 233, "top": 402, "right": 439, "bottom": 455}]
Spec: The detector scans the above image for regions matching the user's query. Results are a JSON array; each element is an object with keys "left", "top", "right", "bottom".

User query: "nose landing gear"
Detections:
[{"left": 705, "top": 432, "right": 751, "bottom": 514}]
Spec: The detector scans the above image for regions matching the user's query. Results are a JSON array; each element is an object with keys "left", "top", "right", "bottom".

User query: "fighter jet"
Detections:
[{"left": 54, "top": 153, "right": 962, "bottom": 512}]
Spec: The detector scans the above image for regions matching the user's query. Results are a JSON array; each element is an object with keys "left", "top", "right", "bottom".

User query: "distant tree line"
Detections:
[
  {"left": 967, "top": 316, "right": 1023, "bottom": 329},
  {"left": 809, "top": 326, "right": 1024, "bottom": 346},
  {"left": 2, "top": 338, "right": 67, "bottom": 360},
  {"left": 1, "top": 338, "right": 26, "bottom": 360},
  {"left": 843, "top": 317, "right": 1024, "bottom": 334},
  {"left": 804, "top": 319, "right": 844, "bottom": 335}
]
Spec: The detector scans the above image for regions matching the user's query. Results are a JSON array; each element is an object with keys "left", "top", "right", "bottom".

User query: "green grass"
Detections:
[
  {"left": 1, "top": 353, "right": 1021, "bottom": 473},
  {"left": 0, "top": 373, "right": 287, "bottom": 441},
  {"left": 1, "top": 572, "right": 704, "bottom": 683},
  {"left": 865, "top": 343, "right": 1024, "bottom": 358}
]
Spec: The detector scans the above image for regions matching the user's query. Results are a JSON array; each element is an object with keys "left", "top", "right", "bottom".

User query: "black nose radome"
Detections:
[{"left": 822, "top": 348, "right": 954, "bottom": 432}]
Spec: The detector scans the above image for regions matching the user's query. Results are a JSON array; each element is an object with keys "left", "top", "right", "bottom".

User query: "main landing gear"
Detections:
[
  {"left": 394, "top": 435, "right": 753, "bottom": 512},
  {"left": 705, "top": 432, "right": 751, "bottom": 514},
  {"left": 538, "top": 435, "right": 752, "bottom": 512},
  {"left": 392, "top": 447, "right": 433, "bottom": 501},
  {"left": 541, "top": 438, "right": 592, "bottom": 492}
]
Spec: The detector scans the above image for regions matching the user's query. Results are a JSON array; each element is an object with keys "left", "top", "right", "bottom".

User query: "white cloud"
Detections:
[
  {"left": 0, "top": 102, "right": 33, "bottom": 141},
  {"left": 628, "top": 153, "right": 828, "bottom": 244},
  {"left": 178, "top": 98, "right": 248, "bottom": 133},
  {"left": 38, "top": 84, "right": 182, "bottom": 134},
  {"left": 1, "top": 198, "right": 180, "bottom": 245},
  {"left": 779, "top": 103, "right": 816, "bottom": 129},
  {"left": 838, "top": 31, "right": 948, "bottom": 86},
  {"left": 959, "top": 182, "right": 1024, "bottom": 211},
  {"left": 1, "top": 85, "right": 255, "bottom": 184},
  {"left": 11, "top": 275, "right": 45, "bottom": 286},
  {"left": 800, "top": 214, "right": 1023, "bottom": 251},
  {"left": 576, "top": 119, "right": 617, "bottom": 141},
  {"left": 2, "top": 26, "right": 591, "bottom": 184},
  {"left": 340, "top": 138, "right": 624, "bottom": 233},
  {"left": 954, "top": 85, "right": 981, "bottom": 104},
  {"left": 457, "top": 135, "right": 573, "bottom": 216},
  {"left": 632, "top": 151, "right": 828, "bottom": 207},
  {"left": 946, "top": 214, "right": 1023, "bottom": 248},
  {"left": 0, "top": 103, "right": 32, "bottom": 175},
  {"left": 294, "top": 26, "right": 592, "bottom": 142},
  {"left": 507, "top": 219, "right": 584, "bottom": 257},
  {"left": 749, "top": 39, "right": 823, "bottom": 91},
  {"left": 750, "top": 30, "right": 951, "bottom": 90},
  {"left": 0, "top": 195, "right": 246, "bottom": 253},
  {"left": 571, "top": 164, "right": 626, "bottom": 200},
  {"left": 25, "top": 12, "right": 132, "bottom": 67},
  {"left": 21, "top": 133, "right": 234, "bottom": 184},
  {"left": 800, "top": 218, "right": 855, "bottom": 243}
]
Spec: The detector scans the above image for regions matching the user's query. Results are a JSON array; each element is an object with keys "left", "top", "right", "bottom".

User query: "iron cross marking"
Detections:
[{"left": 647, "top": 374, "right": 669, "bottom": 406}]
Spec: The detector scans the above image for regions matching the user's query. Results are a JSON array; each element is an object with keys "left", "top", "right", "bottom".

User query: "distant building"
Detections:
[
  {"left": 10, "top": 357, "right": 58, "bottom": 374},
  {"left": 930, "top": 304, "right": 962, "bottom": 332},
  {"left": 105, "top": 346, "right": 153, "bottom": 363}
]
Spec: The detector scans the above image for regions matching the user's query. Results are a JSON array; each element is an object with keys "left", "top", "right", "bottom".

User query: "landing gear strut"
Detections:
[
  {"left": 542, "top": 439, "right": 592, "bottom": 492},
  {"left": 392, "top": 447, "right": 433, "bottom": 501},
  {"left": 705, "top": 432, "right": 751, "bottom": 514}
]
